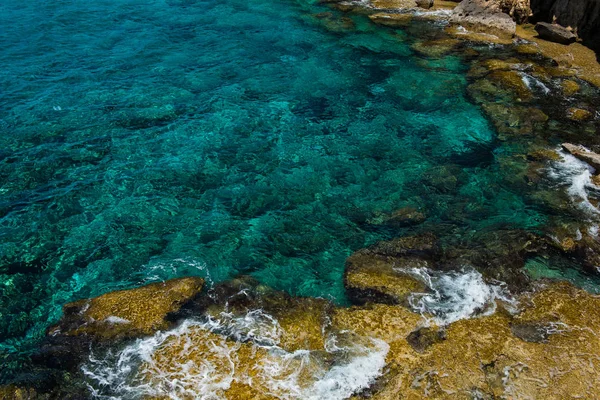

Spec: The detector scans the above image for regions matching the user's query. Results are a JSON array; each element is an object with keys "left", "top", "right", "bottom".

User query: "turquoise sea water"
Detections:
[{"left": 1, "top": 0, "right": 599, "bottom": 379}]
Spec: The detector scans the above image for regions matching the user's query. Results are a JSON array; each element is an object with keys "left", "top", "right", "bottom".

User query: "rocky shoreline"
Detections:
[
  {"left": 2, "top": 0, "right": 600, "bottom": 399},
  {"left": 3, "top": 252, "right": 600, "bottom": 399}
]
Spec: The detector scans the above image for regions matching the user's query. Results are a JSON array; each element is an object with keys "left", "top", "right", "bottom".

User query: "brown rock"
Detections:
[
  {"left": 411, "top": 38, "right": 460, "bottom": 58},
  {"left": 49, "top": 277, "right": 205, "bottom": 340},
  {"left": 344, "top": 251, "right": 429, "bottom": 305},
  {"left": 370, "top": 0, "right": 416, "bottom": 9},
  {"left": 0, "top": 386, "right": 43, "bottom": 400},
  {"left": 530, "top": 0, "right": 600, "bottom": 53},
  {"left": 567, "top": 107, "right": 593, "bottom": 121},
  {"left": 368, "top": 12, "right": 413, "bottom": 27},
  {"left": 561, "top": 79, "right": 580, "bottom": 96}
]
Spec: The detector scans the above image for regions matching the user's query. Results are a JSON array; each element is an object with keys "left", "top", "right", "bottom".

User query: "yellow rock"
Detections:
[
  {"left": 488, "top": 70, "right": 533, "bottom": 101},
  {"left": 0, "top": 385, "right": 42, "bottom": 400},
  {"left": 527, "top": 148, "right": 561, "bottom": 162},
  {"left": 345, "top": 252, "right": 428, "bottom": 304},
  {"left": 363, "top": 282, "right": 600, "bottom": 399},
  {"left": 370, "top": 0, "right": 416, "bottom": 9},
  {"left": 561, "top": 79, "right": 581, "bottom": 96},
  {"left": 411, "top": 38, "right": 460, "bottom": 58},
  {"left": 445, "top": 25, "right": 513, "bottom": 46},
  {"left": 50, "top": 277, "right": 204, "bottom": 339},
  {"left": 517, "top": 24, "right": 600, "bottom": 88},
  {"left": 368, "top": 12, "right": 413, "bottom": 28},
  {"left": 567, "top": 107, "right": 593, "bottom": 121}
]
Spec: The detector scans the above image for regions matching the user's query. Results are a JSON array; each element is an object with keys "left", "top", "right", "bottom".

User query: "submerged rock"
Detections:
[
  {"left": 386, "top": 207, "right": 427, "bottom": 227},
  {"left": 48, "top": 277, "right": 204, "bottom": 340},
  {"left": 566, "top": 107, "right": 594, "bottom": 121},
  {"left": 561, "top": 79, "right": 581, "bottom": 96},
  {"left": 411, "top": 38, "right": 460, "bottom": 58},
  {"left": 535, "top": 22, "right": 577, "bottom": 45},
  {"left": 368, "top": 12, "right": 413, "bottom": 28},
  {"left": 487, "top": 70, "right": 533, "bottom": 101}
]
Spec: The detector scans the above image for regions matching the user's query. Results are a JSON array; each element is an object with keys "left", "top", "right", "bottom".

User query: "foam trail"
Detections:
[
  {"left": 520, "top": 72, "right": 550, "bottom": 94},
  {"left": 396, "top": 267, "right": 516, "bottom": 325},
  {"left": 548, "top": 150, "right": 600, "bottom": 216},
  {"left": 83, "top": 311, "right": 388, "bottom": 400}
]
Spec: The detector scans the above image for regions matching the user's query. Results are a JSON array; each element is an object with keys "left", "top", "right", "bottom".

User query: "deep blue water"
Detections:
[{"left": 1, "top": 0, "right": 596, "bottom": 371}]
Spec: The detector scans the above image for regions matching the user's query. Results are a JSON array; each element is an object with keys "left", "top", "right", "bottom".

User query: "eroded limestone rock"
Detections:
[{"left": 450, "top": 0, "right": 517, "bottom": 38}]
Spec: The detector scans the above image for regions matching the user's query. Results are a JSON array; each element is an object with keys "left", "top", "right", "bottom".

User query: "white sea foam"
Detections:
[
  {"left": 413, "top": 9, "right": 452, "bottom": 17},
  {"left": 520, "top": 72, "right": 550, "bottom": 95},
  {"left": 141, "top": 257, "right": 213, "bottom": 287},
  {"left": 83, "top": 310, "right": 388, "bottom": 400},
  {"left": 548, "top": 150, "right": 600, "bottom": 216},
  {"left": 104, "top": 316, "right": 130, "bottom": 324},
  {"left": 396, "top": 266, "right": 516, "bottom": 325}
]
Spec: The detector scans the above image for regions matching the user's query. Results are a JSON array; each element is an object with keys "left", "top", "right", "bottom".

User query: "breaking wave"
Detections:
[
  {"left": 397, "top": 266, "right": 516, "bottom": 325},
  {"left": 548, "top": 149, "right": 600, "bottom": 216}
]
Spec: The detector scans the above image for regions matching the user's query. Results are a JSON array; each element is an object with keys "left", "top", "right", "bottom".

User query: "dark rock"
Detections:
[
  {"left": 406, "top": 327, "right": 446, "bottom": 352},
  {"left": 368, "top": 233, "right": 440, "bottom": 258},
  {"left": 530, "top": 0, "right": 600, "bottom": 53},
  {"left": 386, "top": 207, "right": 427, "bottom": 227},
  {"left": 415, "top": 0, "right": 434, "bottom": 9},
  {"left": 535, "top": 22, "right": 577, "bottom": 45},
  {"left": 511, "top": 322, "right": 549, "bottom": 343}
]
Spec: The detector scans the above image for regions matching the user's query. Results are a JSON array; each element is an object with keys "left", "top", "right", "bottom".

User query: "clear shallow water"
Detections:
[{"left": 0, "top": 0, "right": 594, "bottom": 375}]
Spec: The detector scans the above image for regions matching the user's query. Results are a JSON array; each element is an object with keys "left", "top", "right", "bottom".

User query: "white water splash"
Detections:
[
  {"left": 548, "top": 150, "right": 600, "bottom": 216},
  {"left": 520, "top": 72, "right": 550, "bottom": 95},
  {"left": 396, "top": 267, "right": 516, "bottom": 326},
  {"left": 82, "top": 310, "right": 388, "bottom": 400},
  {"left": 103, "top": 316, "right": 130, "bottom": 324}
]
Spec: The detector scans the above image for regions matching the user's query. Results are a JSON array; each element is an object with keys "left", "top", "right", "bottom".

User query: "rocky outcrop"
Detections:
[
  {"left": 530, "top": 0, "right": 600, "bottom": 52},
  {"left": 48, "top": 277, "right": 205, "bottom": 340},
  {"left": 344, "top": 235, "right": 434, "bottom": 305},
  {"left": 535, "top": 21, "right": 577, "bottom": 44},
  {"left": 450, "top": 0, "right": 517, "bottom": 38}
]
